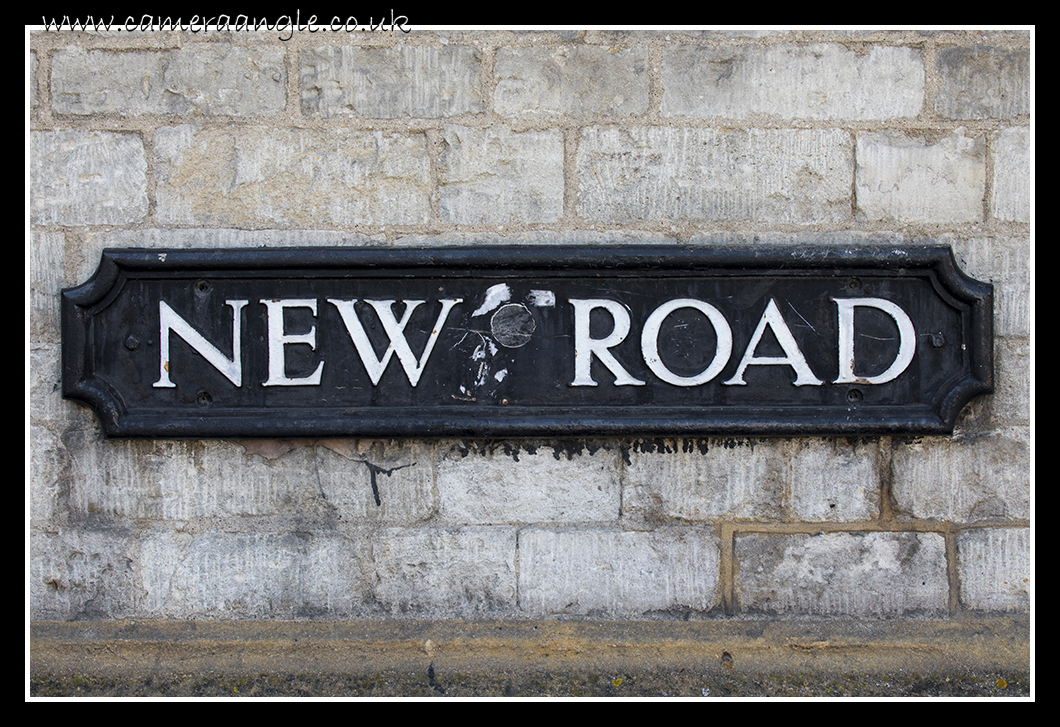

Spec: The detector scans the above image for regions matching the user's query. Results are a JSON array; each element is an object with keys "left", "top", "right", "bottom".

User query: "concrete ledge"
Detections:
[{"left": 30, "top": 617, "right": 1030, "bottom": 697}]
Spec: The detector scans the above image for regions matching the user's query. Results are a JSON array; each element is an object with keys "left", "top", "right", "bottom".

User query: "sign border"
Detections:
[{"left": 61, "top": 244, "right": 994, "bottom": 438}]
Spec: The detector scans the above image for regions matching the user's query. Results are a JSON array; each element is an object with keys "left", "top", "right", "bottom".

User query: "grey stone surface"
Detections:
[
  {"left": 438, "top": 124, "right": 564, "bottom": 225},
  {"left": 519, "top": 526, "right": 719, "bottom": 617},
  {"left": 622, "top": 439, "right": 786, "bottom": 522},
  {"left": 29, "top": 232, "right": 64, "bottom": 344},
  {"left": 789, "top": 440, "right": 879, "bottom": 522},
  {"left": 736, "top": 531, "right": 948, "bottom": 616},
  {"left": 52, "top": 45, "right": 287, "bottom": 116},
  {"left": 993, "top": 126, "right": 1030, "bottom": 223},
  {"left": 890, "top": 429, "right": 1030, "bottom": 522},
  {"left": 139, "top": 531, "right": 362, "bottom": 618},
  {"left": 957, "top": 527, "right": 1030, "bottom": 612},
  {"left": 577, "top": 126, "right": 853, "bottom": 224},
  {"left": 438, "top": 444, "right": 620, "bottom": 524},
  {"left": 63, "top": 437, "right": 434, "bottom": 524},
  {"left": 31, "top": 130, "right": 148, "bottom": 226},
  {"left": 31, "top": 529, "right": 136, "bottom": 620},
  {"left": 494, "top": 45, "right": 648, "bottom": 117},
  {"left": 856, "top": 129, "right": 986, "bottom": 224},
  {"left": 935, "top": 46, "right": 1030, "bottom": 119},
  {"left": 154, "top": 125, "right": 432, "bottom": 227},
  {"left": 372, "top": 526, "right": 517, "bottom": 616},
  {"left": 301, "top": 45, "right": 482, "bottom": 118},
  {"left": 949, "top": 235, "right": 1031, "bottom": 338},
  {"left": 662, "top": 44, "right": 923, "bottom": 120}
]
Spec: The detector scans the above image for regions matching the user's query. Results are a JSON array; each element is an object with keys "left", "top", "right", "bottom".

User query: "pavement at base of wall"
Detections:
[{"left": 29, "top": 615, "right": 1030, "bottom": 698}]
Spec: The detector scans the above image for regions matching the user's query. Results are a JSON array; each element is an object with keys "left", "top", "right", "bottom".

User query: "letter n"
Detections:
[{"left": 153, "top": 300, "right": 248, "bottom": 388}]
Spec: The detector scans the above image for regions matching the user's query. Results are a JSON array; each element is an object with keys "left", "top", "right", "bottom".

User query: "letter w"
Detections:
[{"left": 329, "top": 299, "right": 462, "bottom": 387}]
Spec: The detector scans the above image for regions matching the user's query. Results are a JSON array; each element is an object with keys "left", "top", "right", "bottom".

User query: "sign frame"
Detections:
[{"left": 61, "top": 244, "right": 993, "bottom": 438}]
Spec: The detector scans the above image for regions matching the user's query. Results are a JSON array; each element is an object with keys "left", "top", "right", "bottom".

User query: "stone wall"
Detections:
[{"left": 29, "top": 27, "right": 1030, "bottom": 624}]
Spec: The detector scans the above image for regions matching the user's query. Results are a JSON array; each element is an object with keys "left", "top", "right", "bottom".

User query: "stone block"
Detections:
[
  {"left": 301, "top": 45, "right": 482, "bottom": 118},
  {"left": 31, "top": 131, "right": 148, "bottom": 226},
  {"left": 949, "top": 236, "right": 1031, "bottom": 338},
  {"left": 372, "top": 526, "right": 516, "bottom": 616},
  {"left": 856, "top": 129, "right": 985, "bottom": 224},
  {"left": 30, "top": 529, "right": 135, "bottom": 620},
  {"left": 494, "top": 45, "right": 648, "bottom": 117},
  {"left": 993, "top": 127, "right": 1030, "bottom": 223},
  {"left": 438, "top": 443, "right": 619, "bottom": 524},
  {"left": 891, "top": 428, "right": 1030, "bottom": 522},
  {"left": 63, "top": 436, "right": 434, "bottom": 524},
  {"left": 662, "top": 44, "right": 923, "bottom": 120},
  {"left": 139, "top": 530, "right": 362, "bottom": 618},
  {"left": 790, "top": 440, "right": 880, "bottom": 521},
  {"left": 735, "top": 531, "right": 948, "bottom": 616},
  {"left": 622, "top": 438, "right": 786, "bottom": 522},
  {"left": 935, "top": 46, "right": 1029, "bottom": 119},
  {"left": 29, "top": 232, "right": 65, "bottom": 344},
  {"left": 438, "top": 124, "right": 564, "bottom": 225},
  {"left": 577, "top": 126, "right": 853, "bottom": 224},
  {"left": 51, "top": 45, "right": 286, "bottom": 116},
  {"left": 518, "top": 526, "right": 719, "bottom": 616},
  {"left": 957, "top": 527, "right": 1030, "bottom": 612},
  {"left": 154, "top": 125, "right": 431, "bottom": 227},
  {"left": 29, "top": 424, "right": 64, "bottom": 527}
]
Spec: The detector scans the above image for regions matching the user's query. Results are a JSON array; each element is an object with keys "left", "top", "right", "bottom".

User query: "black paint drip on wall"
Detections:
[{"left": 362, "top": 461, "right": 414, "bottom": 506}]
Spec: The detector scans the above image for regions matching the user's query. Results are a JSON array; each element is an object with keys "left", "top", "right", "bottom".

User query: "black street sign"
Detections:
[{"left": 61, "top": 245, "right": 993, "bottom": 438}]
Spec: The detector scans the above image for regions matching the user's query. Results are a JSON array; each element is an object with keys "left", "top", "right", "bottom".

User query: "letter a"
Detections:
[
  {"left": 329, "top": 298, "right": 462, "bottom": 387},
  {"left": 723, "top": 299, "right": 823, "bottom": 387}
]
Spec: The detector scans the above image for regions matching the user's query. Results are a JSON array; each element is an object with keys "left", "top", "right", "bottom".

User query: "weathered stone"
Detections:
[
  {"left": 30, "top": 529, "right": 135, "bottom": 620},
  {"left": 64, "top": 436, "right": 433, "bottom": 524},
  {"left": 519, "top": 527, "right": 719, "bottom": 616},
  {"left": 662, "top": 44, "right": 923, "bottom": 120},
  {"left": 301, "top": 45, "right": 482, "bottom": 118},
  {"left": 154, "top": 125, "right": 431, "bottom": 227},
  {"left": 52, "top": 45, "right": 287, "bottom": 116},
  {"left": 495, "top": 45, "right": 648, "bottom": 117},
  {"left": 578, "top": 126, "right": 853, "bottom": 224},
  {"left": 31, "top": 131, "right": 147, "bottom": 226},
  {"left": 957, "top": 527, "right": 1030, "bottom": 612},
  {"left": 993, "top": 127, "right": 1030, "bottom": 223},
  {"left": 790, "top": 440, "right": 879, "bottom": 521},
  {"left": 372, "top": 526, "right": 516, "bottom": 616},
  {"left": 935, "top": 46, "right": 1029, "bottom": 119},
  {"left": 139, "top": 530, "right": 362, "bottom": 618},
  {"left": 29, "top": 232, "right": 64, "bottom": 344},
  {"left": 736, "top": 531, "right": 948, "bottom": 616},
  {"left": 438, "top": 444, "right": 619, "bottom": 524},
  {"left": 949, "top": 236, "right": 1031, "bottom": 338},
  {"left": 856, "top": 129, "right": 985, "bottom": 223},
  {"left": 891, "top": 428, "right": 1030, "bottom": 522},
  {"left": 622, "top": 438, "right": 786, "bottom": 522},
  {"left": 438, "top": 124, "right": 564, "bottom": 225}
]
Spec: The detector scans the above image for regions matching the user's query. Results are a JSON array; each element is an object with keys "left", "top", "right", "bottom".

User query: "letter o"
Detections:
[{"left": 641, "top": 299, "right": 733, "bottom": 386}]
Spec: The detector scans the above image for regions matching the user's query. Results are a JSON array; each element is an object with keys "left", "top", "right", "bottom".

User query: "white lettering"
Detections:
[
  {"left": 569, "top": 299, "right": 646, "bottom": 387},
  {"left": 260, "top": 299, "right": 324, "bottom": 387},
  {"left": 641, "top": 298, "right": 733, "bottom": 386},
  {"left": 329, "top": 298, "right": 462, "bottom": 387},
  {"left": 833, "top": 297, "right": 916, "bottom": 384},
  {"left": 153, "top": 299, "right": 247, "bottom": 388},
  {"left": 723, "top": 298, "right": 823, "bottom": 386}
]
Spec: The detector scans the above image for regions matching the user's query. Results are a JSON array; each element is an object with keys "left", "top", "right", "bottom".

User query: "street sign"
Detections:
[{"left": 61, "top": 245, "right": 993, "bottom": 437}]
